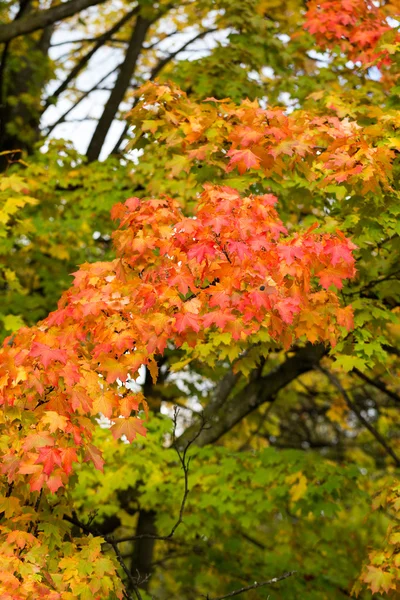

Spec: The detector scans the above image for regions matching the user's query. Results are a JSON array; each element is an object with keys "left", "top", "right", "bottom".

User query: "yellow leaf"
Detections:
[
  {"left": 363, "top": 566, "right": 395, "bottom": 594},
  {"left": 287, "top": 472, "right": 308, "bottom": 502}
]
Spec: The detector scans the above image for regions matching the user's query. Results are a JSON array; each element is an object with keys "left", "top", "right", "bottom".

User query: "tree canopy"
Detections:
[{"left": 0, "top": 0, "right": 400, "bottom": 598}]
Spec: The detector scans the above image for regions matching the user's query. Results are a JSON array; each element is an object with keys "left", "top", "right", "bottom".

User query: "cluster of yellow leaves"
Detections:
[
  {"left": 352, "top": 480, "right": 400, "bottom": 596},
  {"left": 129, "top": 80, "right": 396, "bottom": 198}
]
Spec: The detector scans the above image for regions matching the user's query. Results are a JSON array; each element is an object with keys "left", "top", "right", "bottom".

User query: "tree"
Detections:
[{"left": 0, "top": 0, "right": 400, "bottom": 599}]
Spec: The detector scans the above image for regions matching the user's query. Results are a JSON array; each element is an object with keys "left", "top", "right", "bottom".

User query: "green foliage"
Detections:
[{"left": 0, "top": 141, "right": 133, "bottom": 339}]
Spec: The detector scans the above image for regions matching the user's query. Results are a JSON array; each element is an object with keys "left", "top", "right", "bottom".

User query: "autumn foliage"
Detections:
[
  {"left": 1, "top": 184, "right": 356, "bottom": 494},
  {"left": 305, "top": 0, "right": 400, "bottom": 65}
]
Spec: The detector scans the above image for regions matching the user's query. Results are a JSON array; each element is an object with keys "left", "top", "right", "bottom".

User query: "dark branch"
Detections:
[
  {"left": 114, "top": 409, "right": 206, "bottom": 544},
  {"left": 86, "top": 14, "right": 151, "bottom": 161},
  {"left": 318, "top": 366, "right": 400, "bottom": 467},
  {"left": 203, "top": 571, "right": 296, "bottom": 600},
  {"left": 178, "top": 343, "right": 326, "bottom": 449},
  {"left": 0, "top": 0, "right": 109, "bottom": 44},
  {"left": 45, "top": 65, "right": 119, "bottom": 135},
  {"left": 353, "top": 368, "right": 400, "bottom": 404},
  {"left": 43, "top": 7, "right": 138, "bottom": 110},
  {"left": 110, "top": 27, "right": 217, "bottom": 156}
]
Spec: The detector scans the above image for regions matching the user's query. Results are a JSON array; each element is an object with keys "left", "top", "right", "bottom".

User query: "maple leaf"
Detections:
[
  {"left": 29, "top": 471, "right": 46, "bottom": 493},
  {"left": 119, "top": 394, "right": 141, "bottom": 418},
  {"left": 226, "top": 148, "right": 261, "bottom": 174},
  {"left": 168, "top": 272, "right": 195, "bottom": 295},
  {"left": 174, "top": 312, "right": 201, "bottom": 333},
  {"left": 318, "top": 266, "right": 352, "bottom": 290},
  {"left": 84, "top": 444, "right": 104, "bottom": 472},
  {"left": 61, "top": 447, "right": 78, "bottom": 476},
  {"left": 276, "top": 298, "right": 301, "bottom": 324},
  {"left": 36, "top": 447, "right": 63, "bottom": 476},
  {"left": 226, "top": 240, "right": 250, "bottom": 260},
  {"left": 277, "top": 244, "right": 304, "bottom": 265},
  {"left": 6, "top": 530, "right": 36, "bottom": 549},
  {"left": 336, "top": 306, "right": 354, "bottom": 330},
  {"left": 46, "top": 472, "right": 64, "bottom": 493},
  {"left": 324, "top": 241, "right": 356, "bottom": 266},
  {"left": 363, "top": 566, "right": 395, "bottom": 594},
  {"left": 202, "top": 311, "right": 235, "bottom": 328},
  {"left": 23, "top": 432, "right": 55, "bottom": 451},
  {"left": 41, "top": 411, "right": 69, "bottom": 433},
  {"left": 101, "top": 356, "right": 131, "bottom": 384},
  {"left": 71, "top": 386, "right": 93, "bottom": 413},
  {"left": 29, "top": 342, "right": 68, "bottom": 369},
  {"left": 92, "top": 390, "right": 117, "bottom": 419},
  {"left": 187, "top": 242, "right": 217, "bottom": 263},
  {"left": 111, "top": 417, "right": 147, "bottom": 443}
]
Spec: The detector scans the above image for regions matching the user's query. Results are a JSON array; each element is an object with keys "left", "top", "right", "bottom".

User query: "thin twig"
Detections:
[
  {"left": 108, "top": 536, "right": 143, "bottom": 600},
  {"left": 114, "top": 409, "right": 206, "bottom": 543},
  {"left": 353, "top": 368, "right": 400, "bottom": 405},
  {"left": 63, "top": 514, "right": 141, "bottom": 599},
  {"left": 203, "top": 571, "right": 296, "bottom": 600}
]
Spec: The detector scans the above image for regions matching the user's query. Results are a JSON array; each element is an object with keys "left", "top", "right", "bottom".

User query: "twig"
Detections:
[
  {"left": 114, "top": 409, "right": 205, "bottom": 543},
  {"left": 203, "top": 571, "right": 296, "bottom": 600},
  {"left": 63, "top": 412, "right": 206, "bottom": 596},
  {"left": 317, "top": 366, "right": 400, "bottom": 467},
  {"left": 108, "top": 537, "right": 142, "bottom": 600},
  {"left": 63, "top": 514, "right": 141, "bottom": 600},
  {"left": 353, "top": 368, "right": 400, "bottom": 405}
]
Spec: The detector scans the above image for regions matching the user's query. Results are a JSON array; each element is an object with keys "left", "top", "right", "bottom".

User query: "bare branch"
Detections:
[
  {"left": 353, "top": 368, "right": 400, "bottom": 404},
  {"left": 114, "top": 409, "right": 206, "bottom": 544},
  {"left": 203, "top": 571, "right": 296, "bottom": 600},
  {"left": 50, "top": 36, "right": 103, "bottom": 47},
  {"left": 317, "top": 366, "right": 400, "bottom": 466},
  {"left": 0, "top": 0, "right": 110, "bottom": 44},
  {"left": 108, "top": 537, "right": 143, "bottom": 600},
  {"left": 45, "top": 65, "right": 119, "bottom": 135},
  {"left": 43, "top": 7, "right": 139, "bottom": 110}
]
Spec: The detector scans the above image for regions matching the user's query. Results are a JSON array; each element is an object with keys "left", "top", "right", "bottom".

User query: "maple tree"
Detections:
[{"left": 1, "top": 0, "right": 400, "bottom": 599}]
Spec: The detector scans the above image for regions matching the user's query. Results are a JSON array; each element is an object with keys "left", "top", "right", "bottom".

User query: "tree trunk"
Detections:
[
  {"left": 0, "top": 0, "right": 53, "bottom": 162},
  {"left": 130, "top": 509, "right": 157, "bottom": 590},
  {"left": 86, "top": 15, "right": 150, "bottom": 163}
]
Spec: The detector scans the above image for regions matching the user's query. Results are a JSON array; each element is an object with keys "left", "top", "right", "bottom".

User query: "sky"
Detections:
[{"left": 40, "top": 9, "right": 226, "bottom": 159}]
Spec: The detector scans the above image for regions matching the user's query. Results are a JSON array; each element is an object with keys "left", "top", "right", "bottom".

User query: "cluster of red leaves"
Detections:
[
  {"left": 304, "top": 0, "right": 399, "bottom": 66},
  {"left": 0, "top": 185, "right": 356, "bottom": 494},
  {"left": 131, "top": 82, "right": 394, "bottom": 195}
]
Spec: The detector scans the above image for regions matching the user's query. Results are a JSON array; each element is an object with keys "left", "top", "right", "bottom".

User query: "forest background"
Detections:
[{"left": 0, "top": 0, "right": 400, "bottom": 598}]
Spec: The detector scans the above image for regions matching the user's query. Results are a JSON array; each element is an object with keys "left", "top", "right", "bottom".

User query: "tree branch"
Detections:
[
  {"left": 317, "top": 366, "right": 400, "bottom": 467},
  {"left": 353, "top": 368, "right": 400, "bottom": 405},
  {"left": 110, "top": 27, "right": 218, "bottom": 156},
  {"left": 86, "top": 14, "right": 151, "bottom": 161},
  {"left": 178, "top": 343, "right": 326, "bottom": 449},
  {"left": 43, "top": 7, "right": 138, "bottom": 110},
  {"left": 203, "top": 571, "right": 296, "bottom": 600},
  {"left": 45, "top": 65, "right": 119, "bottom": 135},
  {"left": 114, "top": 408, "right": 206, "bottom": 543},
  {"left": 0, "top": 0, "right": 110, "bottom": 44}
]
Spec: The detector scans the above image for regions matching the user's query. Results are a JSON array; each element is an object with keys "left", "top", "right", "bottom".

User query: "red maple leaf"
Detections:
[
  {"left": 29, "top": 342, "right": 68, "bottom": 369},
  {"left": 226, "top": 148, "right": 261, "bottom": 174},
  {"left": 111, "top": 417, "right": 147, "bottom": 443}
]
